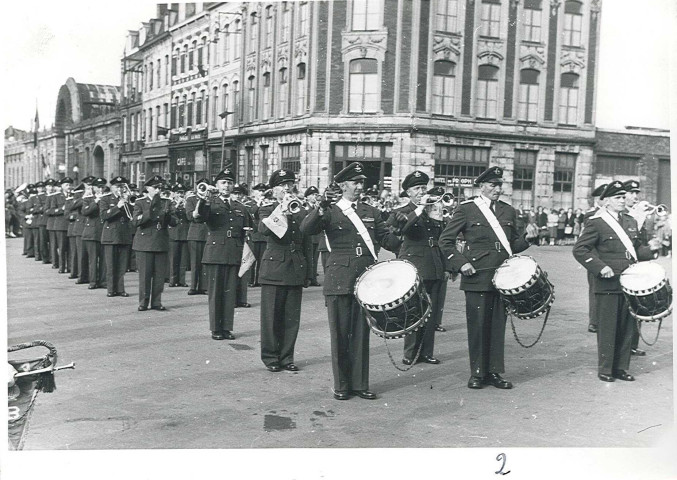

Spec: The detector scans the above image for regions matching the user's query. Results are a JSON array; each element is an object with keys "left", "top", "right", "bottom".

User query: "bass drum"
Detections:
[{"left": 620, "top": 261, "right": 672, "bottom": 322}]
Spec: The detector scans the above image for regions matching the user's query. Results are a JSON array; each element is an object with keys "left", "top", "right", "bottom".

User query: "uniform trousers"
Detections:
[
  {"left": 68, "top": 235, "right": 79, "bottom": 277},
  {"left": 38, "top": 226, "right": 49, "bottom": 262},
  {"left": 136, "top": 251, "right": 168, "bottom": 308},
  {"left": 326, "top": 295, "right": 370, "bottom": 392},
  {"left": 49, "top": 230, "right": 59, "bottom": 268},
  {"left": 30, "top": 227, "right": 41, "bottom": 259},
  {"left": 321, "top": 251, "right": 330, "bottom": 272},
  {"left": 237, "top": 273, "right": 249, "bottom": 304},
  {"left": 435, "top": 279, "right": 448, "bottom": 328},
  {"left": 596, "top": 293, "right": 633, "bottom": 375},
  {"left": 252, "top": 241, "right": 266, "bottom": 285},
  {"left": 83, "top": 240, "right": 106, "bottom": 287},
  {"left": 188, "top": 240, "right": 206, "bottom": 291},
  {"left": 587, "top": 271, "right": 597, "bottom": 328},
  {"left": 76, "top": 236, "right": 89, "bottom": 283},
  {"left": 404, "top": 279, "right": 443, "bottom": 360},
  {"left": 311, "top": 243, "right": 320, "bottom": 282},
  {"left": 630, "top": 324, "right": 640, "bottom": 350},
  {"left": 55, "top": 231, "right": 68, "bottom": 272},
  {"left": 464, "top": 291, "right": 507, "bottom": 377},
  {"left": 128, "top": 240, "right": 137, "bottom": 271},
  {"left": 104, "top": 244, "right": 130, "bottom": 295},
  {"left": 169, "top": 239, "right": 189, "bottom": 285},
  {"left": 24, "top": 227, "right": 34, "bottom": 256},
  {"left": 204, "top": 264, "right": 238, "bottom": 332},
  {"left": 260, "top": 285, "right": 302, "bottom": 367}
]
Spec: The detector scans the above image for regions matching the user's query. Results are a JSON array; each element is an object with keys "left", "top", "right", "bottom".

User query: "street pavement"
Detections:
[{"left": 4, "top": 238, "right": 674, "bottom": 454}]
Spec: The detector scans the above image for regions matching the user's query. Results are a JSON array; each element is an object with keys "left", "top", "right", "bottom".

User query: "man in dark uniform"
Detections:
[
  {"left": 23, "top": 185, "right": 38, "bottom": 258},
  {"left": 74, "top": 177, "right": 94, "bottom": 284},
  {"left": 131, "top": 176, "right": 177, "bottom": 311},
  {"left": 300, "top": 162, "right": 401, "bottom": 400},
  {"left": 127, "top": 183, "right": 139, "bottom": 273},
  {"left": 100, "top": 176, "right": 134, "bottom": 297},
  {"left": 573, "top": 181, "right": 658, "bottom": 382},
  {"left": 391, "top": 171, "right": 447, "bottom": 365},
  {"left": 258, "top": 169, "right": 313, "bottom": 372},
  {"left": 304, "top": 186, "right": 322, "bottom": 286},
  {"left": 65, "top": 183, "right": 84, "bottom": 279},
  {"left": 51, "top": 177, "right": 72, "bottom": 273},
  {"left": 81, "top": 177, "right": 107, "bottom": 289},
  {"left": 233, "top": 184, "right": 253, "bottom": 307},
  {"left": 583, "top": 184, "right": 608, "bottom": 333},
  {"left": 250, "top": 183, "right": 270, "bottom": 287},
  {"left": 439, "top": 166, "right": 531, "bottom": 390},
  {"left": 35, "top": 181, "right": 50, "bottom": 263},
  {"left": 168, "top": 183, "right": 190, "bottom": 288},
  {"left": 194, "top": 168, "right": 252, "bottom": 339},
  {"left": 185, "top": 179, "right": 208, "bottom": 295},
  {"left": 45, "top": 178, "right": 60, "bottom": 270}
]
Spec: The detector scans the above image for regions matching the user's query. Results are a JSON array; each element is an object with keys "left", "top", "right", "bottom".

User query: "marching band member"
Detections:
[
  {"left": 257, "top": 169, "right": 313, "bottom": 372},
  {"left": 583, "top": 184, "right": 607, "bottom": 333},
  {"left": 65, "top": 183, "right": 84, "bottom": 279},
  {"left": 45, "top": 178, "right": 60, "bottom": 269},
  {"left": 300, "top": 162, "right": 401, "bottom": 401},
  {"left": 75, "top": 176, "right": 95, "bottom": 285},
  {"left": 100, "top": 176, "right": 134, "bottom": 297},
  {"left": 51, "top": 177, "right": 72, "bottom": 273},
  {"left": 233, "top": 184, "right": 253, "bottom": 308},
  {"left": 304, "top": 186, "right": 322, "bottom": 286},
  {"left": 573, "top": 181, "right": 658, "bottom": 382},
  {"left": 24, "top": 184, "right": 38, "bottom": 258},
  {"left": 439, "top": 167, "right": 531, "bottom": 390},
  {"left": 131, "top": 176, "right": 177, "bottom": 311},
  {"left": 81, "top": 177, "right": 107, "bottom": 290},
  {"left": 168, "top": 183, "right": 190, "bottom": 288},
  {"left": 194, "top": 168, "right": 252, "bottom": 340},
  {"left": 185, "top": 179, "right": 209, "bottom": 295},
  {"left": 250, "top": 183, "right": 271, "bottom": 287},
  {"left": 35, "top": 181, "right": 50, "bottom": 264}
]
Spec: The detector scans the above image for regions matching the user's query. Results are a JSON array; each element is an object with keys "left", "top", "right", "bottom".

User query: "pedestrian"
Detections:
[
  {"left": 536, "top": 206, "right": 548, "bottom": 246},
  {"left": 547, "top": 208, "right": 559, "bottom": 246},
  {"left": 556, "top": 208, "right": 567, "bottom": 245}
]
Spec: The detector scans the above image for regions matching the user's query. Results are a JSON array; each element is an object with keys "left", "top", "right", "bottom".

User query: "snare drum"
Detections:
[
  {"left": 620, "top": 262, "right": 672, "bottom": 322},
  {"left": 354, "top": 259, "right": 431, "bottom": 339},
  {"left": 492, "top": 255, "right": 555, "bottom": 319}
]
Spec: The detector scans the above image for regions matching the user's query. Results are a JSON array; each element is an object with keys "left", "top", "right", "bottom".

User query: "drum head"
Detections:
[
  {"left": 356, "top": 260, "right": 417, "bottom": 307},
  {"left": 621, "top": 262, "right": 666, "bottom": 291},
  {"left": 493, "top": 256, "right": 538, "bottom": 290}
]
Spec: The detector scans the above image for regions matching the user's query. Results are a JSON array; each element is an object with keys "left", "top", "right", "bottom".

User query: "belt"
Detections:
[
  {"left": 466, "top": 242, "right": 504, "bottom": 252},
  {"left": 329, "top": 246, "right": 372, "bottom": 257}
]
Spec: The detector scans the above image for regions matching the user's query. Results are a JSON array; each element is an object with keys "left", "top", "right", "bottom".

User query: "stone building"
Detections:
[{"left": 4, "top": 127, "right": 30, "bottom": 188}]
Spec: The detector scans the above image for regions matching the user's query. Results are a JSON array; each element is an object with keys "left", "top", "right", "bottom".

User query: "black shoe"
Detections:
[
  {"left": 68, "top": 275, "right": 78, "bottom": 279},
  {"left": 252, "top": 283, "right": 261, "bottom": 287},
  {"left": 88, "top": 284, "right": 98, "bottom": 290},
  {"left": 352, "top": 390, "right": 377, "bottom": 400},
  {"left": 51, "top": 265, "right": 58, "bottom": 269},
  {"left": 631, "top": 348, "right": 646, "bottom": 356},
  {"left": 435, "top": 325, "right": 447, "bottom": 332},
  {"left": 236, "top": 303, "right": 251, "bottom": 308},
  {"left": 467, "top": 376, "right": 484, "bottom": 389},
  {"left": 118, "top": 292, "right": 129, "bottom": 297},
  {"left": 483, "top": 373, "right": 513, "bottom": 389},
  {"left": 187, "top": 290, "right": 198, "bottom": 295},
  {"left": 283, "top": 363, "right": 299, "bottom": 372},
  {"left": 222, "top": 331, "right": 235, "bottom": 340},
  {"left": 333, "top": 390, "right": 352, "bottom": 400},
  {"left": 58, "top": 270, "right": 66, "bottom": 274},
  {"left": 179, "top": 283, "right": 189, "bottom": 287},
  {"left": 248, "top": 283, "right": 255, "bottom": 287},
  {"left": 402, "top": 358, "right": 414, "bottom": 366},
  {"left": 138, "top": 306, "right": 148, "bottom": 311},
  {"left": 198, "top": 290, "right": 207, "bottom": 295},
  {"left": 211, "top": 332, "right": 225, "bottom": 340},
  {"left": 588, "top": 324, "right": 598, "bottom": 333},
  {"left": 267, "top": 364, "right": 282, "bottom": 372},
  {"left": 76, "top": 280, "right": 88, "bottom": 284},
  {"left": 107, "top": 292, "right": 117, "bottom": 297},
  {"left": 309, "top": 281, "right": 321, "bottom": 287},
  {"left": 612, "top": 370, "right": 635, "bottom": 381},
  {"left": 168, "top": 283, "right": 178, "bottom": 287},
  {"left": 151, "top": 305, "right": 167, "bottom": 311},
  {"left": 421, "top": 356, "right": 441, "bottom": 365},
  {"left": 598, "top": 373, "right": 615, "bottom": 382}
]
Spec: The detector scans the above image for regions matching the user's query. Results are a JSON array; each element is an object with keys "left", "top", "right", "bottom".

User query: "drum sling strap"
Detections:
[
  {"left": 473, "top": 197, "right": 512, "bottom": 255},
  {"left": 337, "top": 198, "right": 377, "bottom": 260},
  {"left": 594, "top": 208, "right": 637, "bottom": 261}
]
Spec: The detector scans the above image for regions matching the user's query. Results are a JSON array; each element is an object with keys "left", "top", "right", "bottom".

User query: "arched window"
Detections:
[
  {"left": 149, "top": 62, "right": 154, "bottom": 90},
  {"left": 296, "top": 63, "right": 307, "bottom": 115},
  {"left": 232, "top": 81, "right": 240, "bottom": 126},
  {"left": 436, "top": 0, "right": 458, "bottom": 32},
  {"left": 559, "top": 72, "right": 579, "bottom": 125},
  {"left": 179, "top": 95, "right": 186, "bottom": 128},
  {"left": 171, "top": 98, "right": 178, "bottom": 128},
  {"left": 432, "top": 60, "right": 456, "bottom": 114},
  {"left": 189, "top": 40, "right": 197, "bottom": 71},
  {"left": 476, "top": 64, "right": 499, "bottom": 118},
  {"left": 523, "top": 0, "right": 542, "bottom": 42},
  {"left": 563, "top": 0, "right": 582, "bottom": 46},
  {"left": 349, "top": 58, "right": 378, "bottom": 113},
  {"left": 262, "top": 72, "right": 272, "bottom": 119},
  {"left": 212, "top": 86, "right": 219, "bottom": 127},
  {"left": 352, "top": 0, "right": 382, "bottom": 31},
  {"left": 180, "top": 46, "right": 187, "bottom": 74},
  {"left": 197, "top": 91, "right": 204, "bottom": 125},
  {"left": 518, "top": 69, "right": 540, "bottom": 122},
  {"left": 278, "top": 68, "right": 288, "bottom": 117},
  {"left": 280, "top": 2, "right": 290, "bottom": 42},
  {"left": 248, "top": 75, "right": 256, "bottom": 122},
  {"left": 223, "top": 24, "right": 230, "bottom": 63}
]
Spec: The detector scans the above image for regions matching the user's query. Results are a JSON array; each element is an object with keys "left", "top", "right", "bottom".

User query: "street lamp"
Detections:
[{"left": 218, "top": 111, "right": 234, "bottom": 171}]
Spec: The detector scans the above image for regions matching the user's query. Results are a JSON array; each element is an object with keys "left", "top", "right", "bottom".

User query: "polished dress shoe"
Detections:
[
  {"left": 283, "top": 363, "right": 299, "bottom": 372},
  {"left": 333, "top": 390, "right": 351, "bottom": 400},
  {"left": 107, "top": 292, "right": 117, "bottom": 297},
  {"left": 631, "top": 348, "right": 646, "bottom": 356},
  {"left": 598, "top": 373, "right": 615, "bottom": 382},
  {"left": 52, "top": 265, "right": 59, "bottom": 269},
  {"left": 352, "top": 390, "right": 377, "bottom": 400},
  {"left": 88, "top": 284, "right": 98, "bottom": 290},
  {"left": 211, "top": 332, "right": 225, "bottom": 340},
  {"left": 151, "top": 305, "right": 167, "bottom": 311},
  {"left": 168, "top": 283, "right": 178, "bottom": 287},
  {"left": 267, "top": 364, "right": 282, "bottom": 372},
  {"left": 118, "top": 292, "right": 129, "bottom": 297},
  {"left": 612, "top": 370, "right": 635, "bottom": 381},
  {"left": 421, "top": 356, "right": 441, "bottom": 365},
  {"left": 138, "top": 306, "right": 148, "bottom": 312},
  {"left": 467, "top": 376, "right": 484, "bottom": 389},
  {"left": 236, "top": 303, "right": 251, "bottom": 308},
  {"left": 483, "top": 373, "right": 513, "bottom": 389},
  {"left": 435, "top": 325, "right": 447, "bottom": 332},
  {"left": 198, "top": 290, "right": 207, "bottom": 295},
  {"left": 187, "top": 289, "right": 198, "bottom": 295},
  {"left": 76, "top": 280, "right": 88, "bottom": 284},
  {"left": 179, "top": 283, "right": 189, "bottom": 287},
  {"left": 588, "top": 324, "right": 598, "bottom": 333},
  {"left": 68, "top": 275, "right": 78, "bottom": 279},
  {"left": 222, "top": 331, "right": 235, "bottom": 340},
  {"left": 402, "top": 358, "right": 414, "bottom": 366},
  {"left": 309, "top": 281, "right": 321, "bottom": 287}
]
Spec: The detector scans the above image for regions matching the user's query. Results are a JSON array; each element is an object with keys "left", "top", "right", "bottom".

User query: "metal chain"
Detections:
[
  {"left": 509, "top": 306, "right": 551, "bottom": 348},
  {"left": 636, "top": 318, "right": 663, "bottom": 347}
]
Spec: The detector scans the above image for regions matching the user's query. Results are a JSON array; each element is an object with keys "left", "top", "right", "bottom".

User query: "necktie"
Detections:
[
  {"left": 352, "top": 203, "right": 357, "bottom": 211},
  {"left": 490, "top": 201, "right": 496, "bottom": 213}
]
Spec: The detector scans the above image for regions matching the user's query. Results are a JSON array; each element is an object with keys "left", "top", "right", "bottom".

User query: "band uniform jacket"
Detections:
[
  {"left": 131, "top": 196, "right": 178, "bottom": 252},
  {"left": 99, "top": 194, "right": 133, "bottom": 245},
  {"left": 71, "top": 197, "right": 87, "bottom": 236},
  {"left": 168, "top": 203, "right": 190, "bottom": 241},
  {"left": 35, "top": 193, "right": 47, "bottom": 227},
  {"left": 258, "top": 202, "right": 313, "bottom": 285},
  {"left": 195, "top": 196, "right": 252, "bottom": 265},
  {"left": 439, "top": 199, "right": 530, "bottom": 292},
  {"left": 185, "top": 194, "right": 208, "bottom": 242},
  {"left": 251, "top": 204, "right": 269, "bottom": 244},
  {"left": 45, "top": 193, "right": 58, "bottom": 230},
  {"left": 50, "top": 192, "right": 69, "bottom": 231},
  {"left": 65, "top": 195, "right": 82, "bottom": 236},
  {"left": 300, "top": 202, "right": 401, "bottom": 295},
  {"left": 573, "top": 211, "right": 654, "bottom": 294},
  {"left": 396, "top": 203, "right": 448, "bottom": 281},
  {"left": 81, "top": 196, "right": 104, "bottom": 241}
]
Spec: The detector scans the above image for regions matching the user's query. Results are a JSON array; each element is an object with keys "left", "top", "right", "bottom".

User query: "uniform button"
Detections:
[{"left": 213, "top": 241, "right": 216, "bottom": 244}]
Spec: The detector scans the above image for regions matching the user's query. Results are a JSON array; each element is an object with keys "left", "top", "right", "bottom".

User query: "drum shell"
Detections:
[
  {"left": 493, "top": 256, "right": 554, "bottom": 319},
  {"left": 622, "top": 281, "right": 673, "bottom": 322}
]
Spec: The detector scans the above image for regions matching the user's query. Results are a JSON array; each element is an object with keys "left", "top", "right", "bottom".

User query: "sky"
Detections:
[{"left": 0, "top": 0, "right": 674, "bottom": 132}]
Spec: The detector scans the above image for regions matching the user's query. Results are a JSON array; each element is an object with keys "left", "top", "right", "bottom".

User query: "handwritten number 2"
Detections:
[{"left": 495, "top": 453, "right": 510, "bottom": 475}]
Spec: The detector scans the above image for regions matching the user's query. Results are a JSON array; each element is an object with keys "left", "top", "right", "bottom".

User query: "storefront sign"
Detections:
[{"left": 447, "top": 177, "right": 474, "bottom": 187}]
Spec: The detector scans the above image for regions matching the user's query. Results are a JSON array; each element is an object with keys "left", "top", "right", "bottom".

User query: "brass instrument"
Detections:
[
  {"left": 196, "top": 181, "right": 218, "bottom": 200},
  {"left": 639, "top": 201, "right": 669, "bottom": 217},
  {"left": 283, "top": 194, "right": 303, "bottom": 214},
  {"left": 421, "top": 192, "right": 455, "bottom": 207},
  {"left": 118, "top": 184, "right": 138, "bottom": 220}
]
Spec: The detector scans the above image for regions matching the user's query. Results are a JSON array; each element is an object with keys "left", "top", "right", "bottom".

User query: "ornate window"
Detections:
[
  {"left": 352, "top": 0, "right": 382, "bottom": 31},
  {"left": 163, "top": 103, "right": 169, "bottom": 129},
  {"left": 171, "top": 98, "right": 177, "bottom": 128},
  {"left": 189, "top": 41, "right": 196, "bottom": 71},
  {"left": 278, "top": 68, "right": 288, "bottom": 117},
  {"left": 234, "top": 20, "right": 242, "bottom": 59},
  {"left": 223, "top": 24, "right": 230, "bottom": 63},
  {"left": 562, "top": 0, "right": 583, "bottom": 47},
  {"left": 221, "top": 84, "right": 229, "bottom": 128},
  {"left": 296, "top": 63, "right": 307, "bottom": 115},
  {"left": 250, "top": 12, "right": 258, "bottom": 52},
  {"left": 518, "top": 69, "right": 540, "bottom": 122},
  {"left": 196, "top": 91, "right": 204, "bottom": 125},
  {"left": 247, "top": 76, "right": 256, "bottom": 122},
  {"left": 432, "top": 60, "right": 456, "bottom": 115},
  {"left": 559, "top": 72, "right": 579, "bottom": 125},
  {"left": 480, "top": 0, "right": 501, "bottom": 38},
  {"left": 198, "top": 37, "right": 206, "bottom": 67},
  {"left": 476, "top": 64, "right": 499, "bottom": 119},
  {"left": 232, "top": 81, "right": 240, "bottom": 126},
  {"left": 281, "top": 2, "right": 290, "bottom": 42},
  {"left": 349, "top": 58, "right": 378, "bottom": 113},
  {"left": 212, "top": 87, "right": 219, "bottom": 127},
  {"left": 180, "top": 46, "right": 186, "bottom": 74},
  {"left": 265, "top": 6, "right": 274, "bottom": 48},
  {"left": 179, "top": 96, "right": 185, "bottom": 128},
  {"left": 262, "top": 72, "right": 272, "bottom": 119},
  {"left": 436, "top": 0, "right": 459, "bottom": 32},
  {"left": 523, "top": 0, "right": 542, "bottom": 42},
  {"left": 298, "top": 2, "right": 309, "bottom": 36},
  {"left": 187, "top": 92, "right": 195, "bottom": 127}
]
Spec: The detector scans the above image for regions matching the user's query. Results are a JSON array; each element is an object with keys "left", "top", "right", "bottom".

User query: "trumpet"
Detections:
[
  {"left": 638, "top": 201, "right": 669, "bottom": 217},
  {"left": 283, "top": 194, "right": 303, "bottom": 214},
  {"left": 196, "top": 182, "right": 218, "bottom": 200},
  {"left": 421, "top": 192, "right": 455, "bottom": 207}
]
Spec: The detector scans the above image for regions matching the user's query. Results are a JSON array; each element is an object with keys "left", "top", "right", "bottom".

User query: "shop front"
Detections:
[
  {"left": 168, "top": 128, "right": 208, "bottom": 188},
  {"left": 141, "top": 144, "right": 169, "bottom": 187}
]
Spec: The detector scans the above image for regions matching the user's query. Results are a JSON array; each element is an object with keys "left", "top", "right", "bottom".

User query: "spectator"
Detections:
[
  {"left": 556, "top": 208, "right": 567, "bottom": 245},
  {"left": 573, "top": 208, "right": 584, "bottom": 241},
  {"left": 536, "top": 206, "right": 549, "bottom": 246},
  {"left": 547, "top": 208, "right": 558, "bottom": 246},
  {"left": 654, "top": 213, "right": 672, "bottom": 257}
]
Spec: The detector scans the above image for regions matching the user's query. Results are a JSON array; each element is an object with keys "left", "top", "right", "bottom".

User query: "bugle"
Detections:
[
  {"left": 421, "top": 191, "right": 455, "bottom": 207},
  {"left": 639, "top": 201, "right": 669, "bottom": 217},
  {"left": 196, "top": 182, "right": 218, "bottom": 200}
]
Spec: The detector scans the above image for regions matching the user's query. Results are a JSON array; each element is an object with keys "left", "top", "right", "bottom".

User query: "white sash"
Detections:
[
  {"left": 262, "top": 203, "right": 289, "bottom": 239},
  {"left": 337, "top": 198, "right": 377, "bottom": 259},
  {"left": 473, "top": 197, "right": 512, "bottom": 255},
  {"left": 596, "top": 208, "right": 637, "bottom": 261}
]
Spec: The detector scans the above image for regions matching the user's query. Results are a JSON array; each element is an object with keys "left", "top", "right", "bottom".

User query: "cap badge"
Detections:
[
  {"left": 355, "top": 166, "right": 362, "bottom": 172},
  {"left": 494, "top": 168, "right": 501, "bottom": 175},
  {"left": 414, "top": 171, "right": 421, "bottom": 177},
  {"left": 279, "top": 170, "right": 287, "bottom": 176}
]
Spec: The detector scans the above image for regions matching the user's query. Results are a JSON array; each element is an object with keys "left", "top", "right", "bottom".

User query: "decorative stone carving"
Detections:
[
  {"left": 341, "top": 30, "right": 388, "bottom": 63},
  {"left": 519, "top": 44, "right": 546, "bottom": 69},
  {"left": 477, "top": 39, "right": 504, "bottom": 65},
  {"left": 591, "top": 0, "right": 602, "bottom": 19},
  {"left": 510, "top": 0, "right": 520, "bottom": 9},
  {"left": 294, "top": 38, "right": 308, "bottom": 61},
  {"left": 433, "top": 34, "right": 462, "bottom": 62},
  {"left": 550, "top": 0, "right": 561, "bottom": 15},
  {"left": 277, "top": 45, "right": 289, "bottom": 67},
  {"left": 560, "top": 48, "right": 586, "bottom": 74},
  {"left": 246, "top": 55, "right": 257, "bottom": 74},
  {"left": 261, "top": 51, "right": 273, "bottom": 70}
]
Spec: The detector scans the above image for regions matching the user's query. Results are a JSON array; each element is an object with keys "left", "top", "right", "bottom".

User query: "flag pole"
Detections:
[{"left": 218, "top": 111, "right": 233, "bottom": 171}]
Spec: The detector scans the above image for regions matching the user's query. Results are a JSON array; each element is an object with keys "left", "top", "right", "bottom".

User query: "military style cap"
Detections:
[
  {"left": 252, "top": 183, "right": 268, "bottom": 191},
  {"left": 600, "top": 180, "right": 627, "bottom": 200},
  {"left": 144, "top": 175, "right": 164, "bottom": 187},
  {"left": 45, "top": 178, "right": 56, "bottom": 186},
  {"left": 110, "top": 176, "right": 129, "bottom": 185},
  {"left": 172, "top": 183, "right": 187, "bottom": 192},
  {"left": 35, "top": 181, "right": 45, "bottom": 187},
  {"left": 195, "top": 178, "right": 210, "bottom": 187},
  {"left": 72, "top": 183, "right": 86, "bottom": 193},
  {"left": 428, "top": 186, "right": 445, "bottom": 196},
  {"left": 27, "top": 183, "right": 35, "bottom": 189},
  {"left": 81, "top": 176, "right": 95, "bottom": 185},
  {"left": 402, "top": 171, "right": 429, "bottom": 191},
  {"left": 304, "top": 186, "right": 319, "bottom": 197},
  {"left": 238, "top": 183, "right": 249, "bottom": 195},
  {"left": 474, "top": 166, "right": 504, "bottom": 186},
  {"left": 129, "top": 183, "right": 138, "bottom": 190},
  {"left": 59, "top": 177, "right": 74, "bottom": 185},
  {"left": 232, "top": 184, "right": 243, "bottom": 194},
  {"left": 92, "top": 177, "right": 108, "bottom": 187},
  {"left": 591, "top": 184, "right": 607, "bottom": 198},
  {"left": 363, "top": 186, "right": 379, "bottom": 197},
  {"left": 334, "top": 162, "right": 367, "bottom": 183},
  {"left": 269, "top": 169, "right": 296, "bottom": 187},
  {"left": 214, "top": 168, "right": 235, "bottom": 182},
  {"left": 622, "top": 180, "right": 640, "bottom": 193}
]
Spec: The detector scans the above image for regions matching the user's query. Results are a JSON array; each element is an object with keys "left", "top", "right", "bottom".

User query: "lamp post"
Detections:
[{"left": 218, "top": 111, "right": 234, "bottom": 171}]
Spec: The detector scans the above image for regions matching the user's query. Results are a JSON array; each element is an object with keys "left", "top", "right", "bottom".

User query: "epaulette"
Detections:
[
  {"left": 498, "top": 199, "right": 510, "bottom": 205},
  {"left": 392, "top": 202, "right": 410, "bottom": 210}
]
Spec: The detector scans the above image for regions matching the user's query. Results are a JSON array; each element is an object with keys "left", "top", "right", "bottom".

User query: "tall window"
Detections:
[
  {"left": 596, "top": 155, "right": 639, "bottom": 176},
  {"left": 562, "top": 0, "right": 583, "bottom": 47},
  {"left": 349, "top": 58, "right": 378, "bottom": 113},
  {"left": 250, "top": 13, "right": 258, "bottom": 52},
  {"left": 278, "top": 68, "right": 288, "bottom": 117},
  {"left": 212, "top": 86, "right": 219, "bottom": 127},
  {"left": 234, "top": 20, "right": 242, "bottom": 59},
  {"left": 476, "top": 65, "right": 499, "bottom": 119},
  {"left": 280, "top": 143, "right": 301, "bottom": 173},
  {"left": 434, "top": 144, "right": 491, "bottom": 199},
  {"left": 122, "top": 115, "right": 127, "bottom": 143},
  {"left": 165, "top": 54, "right": 169, "bottom": 84},
  {"left": 518, "top": 69, "right": 540, "bottom": 122},
  {"left": 171, "top": 99, "right": 177, "bottom": 128},
  {"left": 553, "top": 152, "right": 576, "bottom": 208},
  {"left": 156, "top": 106, "right": 161, "bottom": 137},
  {"left": 262, "top": 72, "right": 272, "bottom": 119},
  {"left": 247, "top": 76, "right": 256, "bottom": 122},
  {"left": 188, "top": 93, "right": 195, "bottom": 127},
  {"left": 352, "top": 0, "right": 382, "bottom": 31},
  {"left": 172, "top": 51, "right": 177, "bottom": 76},
  {"left": 523, "top": 0, "right": 542, "bottom": 42},
  {"left": 232, "top": 81, "right": 240, "bottom": 125},
  {"left": 296, "top": 63, "right": 306, "bottom": 115},
  {"left": 260, "top": 145, "right": 269, "bottom": 183},
  {"left": 281, "top": 2, "right": 290, "bottom": 42},
  {"left": 265, "top": 6, "right": 274, "bottom": 48},
  {"left": 298, "top": 2, "right": 309, "bottom": 36},
  {"left": 480, "top": 0, "right": 501, "bottom": 38},
  {"left": 197, "top": 38, "right": 204, "bottom": 67},
  {"left": 223, "top": 24, "right": 230, "bottom": 62},
  {"left": 221, "top": 84, "right": 229, "bottom": 128},
  {"left": 432, "top": 60, "right": 456, "bottom": 114},
  {"left": 189, "top": 41, "right": 196, "bottom": 71},
  {"left": 196, "top": 91, "right": 204, "bottom": 125},
  {"left": 513, "top": 149, "right": 537, "bottom": 208},
  {"left": 180, "top": 46, "right": 186, "bottom": 74},
  {"left": 559, "top": 72, "right": 579, "bottom": 125},
  {"left": 179, "top": 95, "right": 185, "bottom": 128},
  {"left": 156, "top": 59, "right": 161, "bottom": 88},
  {"left": 436, "top": 0, "right": 458, "bottom": 32},
  {"left": 163, "top": 103, "right": 169, "bottom": 129}
]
